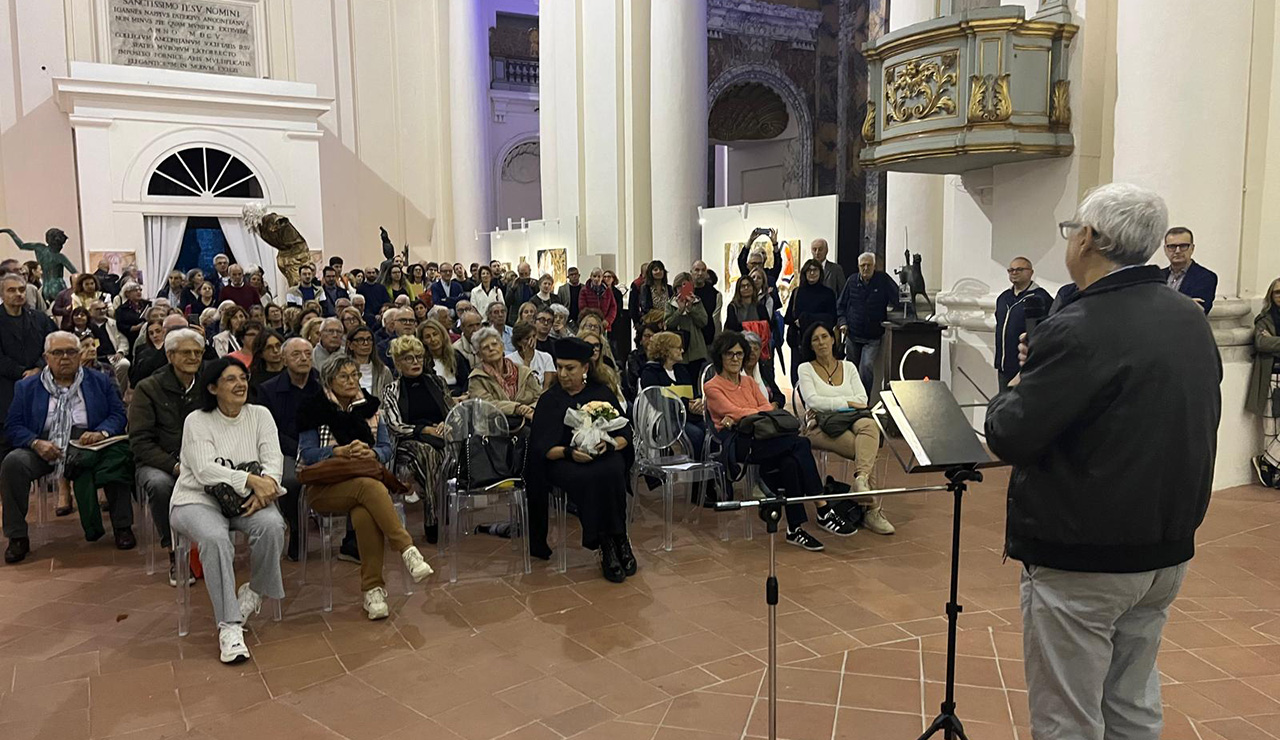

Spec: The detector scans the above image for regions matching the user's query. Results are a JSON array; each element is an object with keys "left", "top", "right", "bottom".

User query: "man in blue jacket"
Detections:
[
  {"left": 1159, "top": 226, "right": 1216, "bottom": 314},
  {"left": 2, "top": 331, "right": 133, "bottom": 563},
  {"left": 430, "top": 268, "right": 463, "bottom": 311},
  {"left": 994, "top": 257, "right": 1053, "bottom": 391},
  {"left": 836, "top": 252, "right": 900, "bottom": 393}
]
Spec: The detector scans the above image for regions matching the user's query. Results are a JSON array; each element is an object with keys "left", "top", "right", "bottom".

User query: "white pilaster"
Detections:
[
  {"left": 1112, "top": 0, "right": 1252, "bottom": 295},
  {"left": 580, "top": 0, "right": 623, "bottom": 257},
  {"left": 649, "top": 0, "right": 707, "bottom": 270},
  {"left": 448, "top": 0, "right": 494, "bottom": 264}
]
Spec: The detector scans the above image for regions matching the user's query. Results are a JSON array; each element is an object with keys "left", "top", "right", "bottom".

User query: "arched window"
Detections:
[{"left": 147, "top": 147, "right": 263, "bottom": 199}]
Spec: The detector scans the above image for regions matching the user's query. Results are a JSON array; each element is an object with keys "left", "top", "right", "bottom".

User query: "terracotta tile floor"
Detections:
[{"left": 2, "top": 467, "right": 1280, "bottom": 739}]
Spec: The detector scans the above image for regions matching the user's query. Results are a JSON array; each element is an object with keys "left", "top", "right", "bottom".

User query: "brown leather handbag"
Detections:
[{"left": 297, "top": 456, "right": 409, "bottom": 495}]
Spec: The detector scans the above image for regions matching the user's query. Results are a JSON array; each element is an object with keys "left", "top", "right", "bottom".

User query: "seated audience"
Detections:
[
  {"left": 212, "top": 305, "right": 248, "bottom": 357},
  {"left": 533, "top": 307, "right": 556, "bottom": 353},
  {"left": 623, "top": 324, "right": 658, "bottom": 405},
  {"left": 549, "top": 303, "right": 571, "bottom": 339},
  {"left": 704, "top": 331, "right": 839, "bottom": 550},
  {"left": 485, "top": 302, "right": 515, "bottom": 352},
  {"left": 313, "top": 317, "right": 345, "bottom": 369},
  {"left": 299, "top": 316, "right": 323, "bottom": 348},
  {"left": 340, "top": 324, "right": 392, "bottom": 395},
  {"left": 171, "top": 357, "right": 286, "bottom": 664},
  {"left": 795, "top": 322, "right": 893, "bottom": 535},
  {"left": 508, "top": 321, "right": 555, "bottom": 388},
  {"left": 417, "top": 317, "right": 470, "bottom": 396},
  {"left": 639, "top": 331, "right": 706, "bottom": 456},
  {"left": 516, "top": 300, "right": 538, "bottom": 326},
  {"left": 383, "top": 336, "right": 453, "bottom": 543},
  {"left": 528, "top": 337, "right": 636, "bottom": 582},
  {"left": 298, "top": 356, "right": 433, "bottom": 620},
  {"left": 743, "top": 331, "right": 785, "bottom": 408},
  {"left": 130, "top": 328, "right": 205, "bottom": 583},
  {"left": 453, "top": 309, "right": 482, "bottom": 365},
  {"left": 129, "top": 319, "right": 170, "bottom": 385},
  {"left": 468, "top": 327, "right": 543, "bottom": 422},
  {"left": 530, "top": 274, "right": 561, "bottom": 314},
  {"left": 227, "top": 320, "right": 263, "bottom": 367},
  {"left": 114, "top": 282, "right": 150, "bottom": 347},
  {"left": 255, "top": 337, "right": 319, "bottom": 559},
  {"left": 87, "top": 300, "right": 130, "bottom": 391},
  {"left": 3, "top": 332, "right": 134, "bottom": 563},
  {"left": 247, "top": 328, "right": 287, "bottom": 399},
  {"left": 577, "top": 329, "right": 625, "bottom": 406}
]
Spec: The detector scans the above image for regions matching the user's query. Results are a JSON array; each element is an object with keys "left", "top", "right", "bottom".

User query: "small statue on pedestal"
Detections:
[
  {"left": 1, "top": 228, "right": 79, "bottom": 302},
  {"left": 242, "top": 204, "right": 312, "bottom": 288},
  {"left": 895, "top": 248, "right": 934, "bottom": 320}
]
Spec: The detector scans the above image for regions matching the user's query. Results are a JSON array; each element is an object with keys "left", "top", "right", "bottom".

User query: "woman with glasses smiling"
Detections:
[
  {"left": 298, "top": 356, "right": 433, "bottom": 620},
  {"left": 383, "top": 335, "right": 453, "bottom": 543}
]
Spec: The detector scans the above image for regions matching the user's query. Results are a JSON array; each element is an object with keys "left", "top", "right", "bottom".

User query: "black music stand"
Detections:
[{"left": 717, "top": 380, "right": 997, "bottom": 740}]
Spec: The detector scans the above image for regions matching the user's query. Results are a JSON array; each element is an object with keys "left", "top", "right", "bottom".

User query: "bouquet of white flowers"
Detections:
[{"left": 564, "top": 401, "right": 628, "bottom": 457}]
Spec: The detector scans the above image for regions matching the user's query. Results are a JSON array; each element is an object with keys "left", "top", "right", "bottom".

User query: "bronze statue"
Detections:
[
  {"left": 242, "top": 204, "right": 311, "bottom": 288},
  {"left": 895, "top": 247, "right": 934, "bottom": 317},
  {"left": 1, "top": 227, "right": 78, "bottom": 302}
]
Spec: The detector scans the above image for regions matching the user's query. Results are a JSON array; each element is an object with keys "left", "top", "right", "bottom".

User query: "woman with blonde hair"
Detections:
[
  {"left": 299, "top": 316, "right": 324, "bottom": 349},
  {"left": 383, "top": 335, "right": 454, "bottom": 543},
  {"left": 416, "top": 317, "right": 470, "bottom": 396},
  {"left": 576, "top": 329, "right": 625, "bottom": 407},
  {"left": 338, "top": 306, "right": 364, "bottom": 335}
]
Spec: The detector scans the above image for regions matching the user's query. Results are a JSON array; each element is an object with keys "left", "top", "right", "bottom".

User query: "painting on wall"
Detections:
[
  {"left": 536, "top": 247, "right": 568, "bottom": 288},
  {"left": 722, "top": 233, "right": 801, "bottom": 308},
  {"left": 88, "top": 251, "right": 136, "bottom": 276}
]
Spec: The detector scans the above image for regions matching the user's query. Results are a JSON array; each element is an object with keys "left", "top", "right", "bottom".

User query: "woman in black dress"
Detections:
[
  {"left": 784, "top": 259, "right": 838, "bottom": 382},
  {"left": 528, "top": 337, "right": 636, "bottom": 583}
]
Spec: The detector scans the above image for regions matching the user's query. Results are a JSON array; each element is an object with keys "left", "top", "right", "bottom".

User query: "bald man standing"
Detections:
[
  {"left": 811, "top": 239, "right": 845, "bottom": 296},
  {"left": 995, "top": 256, "right": 1052, "bottom": 391}
]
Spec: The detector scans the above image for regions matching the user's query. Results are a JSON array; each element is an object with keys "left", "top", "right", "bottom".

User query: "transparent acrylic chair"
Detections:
[
  {"left": 441, "top": 399, "right": 531, "bottom": 583},
  {"left": 699, "top": 364, "right": 754, "bottom": 541},
  {"left": 631, "top": 386, "right": 725, "bottom": 551},
  {"left": 791, "top": 387, "right": 838, "bottom": 479},
  {"left": 296, "top": 485, "right": 413, "bottom": 612},
  {"left": 29, "top": 473, "right": 59, "bottom": 547},
  {"left": 174, "top": 529, "right": 281, "bottom": 637}
]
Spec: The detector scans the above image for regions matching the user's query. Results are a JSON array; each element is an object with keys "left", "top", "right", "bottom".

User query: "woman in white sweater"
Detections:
[
  {"left": 795, "top": 322, "right": 895, "bottom": 535},
  {"left": 171, "top": 356, "right": 287, "bottom": 665}
]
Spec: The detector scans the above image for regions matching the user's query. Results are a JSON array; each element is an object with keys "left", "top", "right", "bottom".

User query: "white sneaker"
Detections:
[
  {"left": 363, "top": 587, "right": 390, "bottom": 620},
  {"left": 236, "top": 583, "right": 263, "bottom": 622},
  {"left": 218, "top": 623, "right": 251, "bottom": 664},
  {"left": 404, "top": 491, "right": 421, "bottom": 504},
  {"left": 863, "top": 507, "right": 896, "bottom": 535},
  {"left": 401, "top": 546, "right": 434, "bottom": 583},
  {"left": 853, "top": 475, "right": 871, "bottom": 494}
]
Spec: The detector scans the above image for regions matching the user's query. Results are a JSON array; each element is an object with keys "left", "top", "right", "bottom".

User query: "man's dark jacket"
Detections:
[
  {"left": 256, "top": 369, "right": 322, "bottom": 456},
  {"left": 1159, "top": 260, "right": 1217, "bottom": 314},
  {"left": 994, "top": 283, "right": 1053, "bottom": 379},
  {"left": 985, "top": 266, "right": 1222, "bottom": 573},
  {"left": 0, "top": 307, "right": 56, "bottom": 444},
  {"left": 128, "top": 364, "right": 202, "bottom": 472},
  {"left": 836, "top": 271, "right": 900, "bottom": 341}
]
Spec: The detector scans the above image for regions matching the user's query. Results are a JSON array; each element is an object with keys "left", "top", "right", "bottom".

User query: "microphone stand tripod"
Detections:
[{"left": 717, "top": 466, "right": 979, "bottom": 740}]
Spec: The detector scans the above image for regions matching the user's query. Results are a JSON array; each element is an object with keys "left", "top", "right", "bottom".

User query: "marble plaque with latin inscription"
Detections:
[{"left": 108, "top": 0, "right": 260, "bottom": 78}]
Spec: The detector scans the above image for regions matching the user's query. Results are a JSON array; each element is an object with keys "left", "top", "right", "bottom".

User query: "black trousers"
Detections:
[
  {"left": 1, "top": 449, "right": 132, "bottom": 540},
  {"left": 548, "top": 451, "right": 628, "bottom": 551}
]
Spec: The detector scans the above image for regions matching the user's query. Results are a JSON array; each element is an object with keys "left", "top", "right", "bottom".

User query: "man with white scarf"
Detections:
[{"left": 2, "top": 331, "right": 133, "bottom": 563}]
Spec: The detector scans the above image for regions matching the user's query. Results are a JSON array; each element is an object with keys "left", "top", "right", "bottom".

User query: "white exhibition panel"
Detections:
[
  {"left": 486, "top": 218, "right": 580, "bottom": 281},
  {"left": 699, "top": 194, "right": 838, "bottom": 295}
]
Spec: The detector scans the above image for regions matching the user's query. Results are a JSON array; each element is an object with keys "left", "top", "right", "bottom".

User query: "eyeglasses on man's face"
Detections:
[
  {"left": 1007, "top": 267, "right": 1030, "bottom": 275},
  {"left": 1164, "top": 243, "right": 1193, "bottom": 252},
  {"left": 47, "top": 348, "right": 79, "bottom": 359}
]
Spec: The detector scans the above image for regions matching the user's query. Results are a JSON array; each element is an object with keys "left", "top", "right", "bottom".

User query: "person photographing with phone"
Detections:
[{"left": 985, "top": 183, "right": 1221, "bottom": 739}]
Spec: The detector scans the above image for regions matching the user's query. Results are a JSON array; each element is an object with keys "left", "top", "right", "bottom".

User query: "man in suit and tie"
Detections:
[{"left": 1159, "top": 227, "right": 1217, "bottom": 314}]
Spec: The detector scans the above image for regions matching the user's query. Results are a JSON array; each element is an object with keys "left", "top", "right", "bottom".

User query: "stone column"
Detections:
[
  {"left": 580, "top": 0, "right": 624, "bottom": 258},
  {"left": 649, "top": 0, "right": 707, "bottom": 270},
  {"left": 538, "top": 0, "right": 559, "bottom": 220},
  {"left": 448, "top": 0, "right": 495, "bottom": 264}
]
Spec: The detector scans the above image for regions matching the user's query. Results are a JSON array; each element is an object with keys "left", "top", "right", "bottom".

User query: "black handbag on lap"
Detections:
[
  {"left": 735, "top": 409, "right": 800, "bottom": 440},
  {"left": 205, "top": 460, "right": 264, "bottom": 519}
]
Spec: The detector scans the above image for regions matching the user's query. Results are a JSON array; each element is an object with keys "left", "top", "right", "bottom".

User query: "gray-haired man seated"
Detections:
[{"left": 129, "top": 328, "right": 204, "bottom": 585}]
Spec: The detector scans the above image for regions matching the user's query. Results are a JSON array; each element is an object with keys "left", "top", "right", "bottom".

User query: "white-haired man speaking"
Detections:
[{"left": 985, "top": 183, "right": 1222, "bottom": 738}]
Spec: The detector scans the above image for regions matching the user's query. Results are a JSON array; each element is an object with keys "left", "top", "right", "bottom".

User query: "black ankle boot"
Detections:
[
  {"left": 614, "top": 534, "right": 637, "bottom": 577},
  {"left": 600, "top": 539, "right": 626, "bottom": 583}
]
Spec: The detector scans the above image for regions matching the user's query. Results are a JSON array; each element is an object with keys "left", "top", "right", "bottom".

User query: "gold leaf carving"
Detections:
[
  {"left": 1049, "top": 80, "right": 1071, "bottom": 126},
  {"left": 968, "top": 73, "right": 1013, "bottom": 123},
  {"left": 884, "top": 52, "right": 958, "bottom": 125},
  {"left": 861, "top": 102, "right": 876, "bottom": 143}
]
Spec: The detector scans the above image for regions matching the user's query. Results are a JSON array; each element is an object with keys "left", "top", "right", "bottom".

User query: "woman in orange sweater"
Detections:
[{"left": 703, "top": 332, "right": 855, "bottom": 551}]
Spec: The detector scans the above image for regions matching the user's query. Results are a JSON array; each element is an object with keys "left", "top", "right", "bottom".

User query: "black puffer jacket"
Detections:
[{"left": 985, "top": 265, "right": 1221, "bottom": 573}]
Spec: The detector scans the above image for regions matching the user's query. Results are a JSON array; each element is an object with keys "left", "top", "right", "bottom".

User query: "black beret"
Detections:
[{"left": 554, "top": 337, "right": 594, "bottom": 362}]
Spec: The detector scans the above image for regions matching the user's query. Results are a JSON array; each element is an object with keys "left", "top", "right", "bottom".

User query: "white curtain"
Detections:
[
  {"left": 219, "top": 217, "right": 285, "bottom": 300},
  {"left": 143, "top": 216, "right": 188, "bottom": 291}
]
